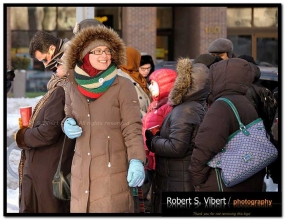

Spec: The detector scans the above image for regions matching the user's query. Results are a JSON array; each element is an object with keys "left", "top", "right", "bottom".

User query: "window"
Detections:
[{"left": 227, "top": 7, "right": 278, "bottom": 27}]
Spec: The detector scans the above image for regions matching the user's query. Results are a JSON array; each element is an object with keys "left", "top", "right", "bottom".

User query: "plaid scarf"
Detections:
[{"left": 74, "top": 62, "right": 117, "bottom": 101}]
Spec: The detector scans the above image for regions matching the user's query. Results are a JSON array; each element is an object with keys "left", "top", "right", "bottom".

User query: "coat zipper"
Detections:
[{"left": 107, "top": 136, "right": 111, "bottom": 167}]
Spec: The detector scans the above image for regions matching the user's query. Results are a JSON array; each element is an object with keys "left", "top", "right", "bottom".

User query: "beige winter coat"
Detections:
[{"left": 62, "top": 25, "right": 146, "bottom": 213}]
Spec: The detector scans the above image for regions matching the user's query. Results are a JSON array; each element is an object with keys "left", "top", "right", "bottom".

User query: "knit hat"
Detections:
[
  {"left": 73, "top": 19, "right": 103, "bottom": 35},
  {"left": 140, "top": 54, "right": 154, "bottom": 70},
  {"left": 140, "top": 54, "right": 153, "bottom": 66},
  {"left": 208, "top": 38, "right": 234, "bottom": 58},
  {"left": 81, "top": 39, "right": 112, "bottom": 59},
  {"left": 139, "top": 54, "right": 155, "bottom": 84},
  {"left": 193, "top": 54, "right": 223, "bottom": 68}
]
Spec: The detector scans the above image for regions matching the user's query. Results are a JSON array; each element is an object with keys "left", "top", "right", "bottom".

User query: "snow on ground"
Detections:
[{"left": 6, "top": 96, "right": 42, "bottom": 213}]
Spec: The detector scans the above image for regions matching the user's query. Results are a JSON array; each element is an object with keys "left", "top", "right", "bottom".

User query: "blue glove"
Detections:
[
  {"left": 127, "top": 159, "right": 145, "bottom": 187},
  {"left": 63, "top": 118, "right": 82, "bottom": 139}
]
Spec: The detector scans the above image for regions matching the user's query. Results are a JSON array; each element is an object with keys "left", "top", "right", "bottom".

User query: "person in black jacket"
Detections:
[
  {"left": 240, "top": 55, "right": 277, "bottom": 136},
  {"left": 145, "top": 58, "right": 209, "bottom": 213}
]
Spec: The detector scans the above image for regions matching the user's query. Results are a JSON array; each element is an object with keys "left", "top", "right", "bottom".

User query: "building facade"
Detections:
[{"left": 6, "top": 5, "right": 279, "bottom": 90}]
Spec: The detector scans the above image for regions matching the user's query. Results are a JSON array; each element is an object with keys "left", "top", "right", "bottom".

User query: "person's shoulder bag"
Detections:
[
  {"left": 52, "top": 136, "right": 71, "bottom": 200},
  {"left": 208, "top": 98, "right": 278, "bottom": 190}
]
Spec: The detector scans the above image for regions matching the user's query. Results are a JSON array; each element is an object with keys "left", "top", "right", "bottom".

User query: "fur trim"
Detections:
[
  {"left": 168, "top": 58, "right": 209, "bottom": 106},
  {"left": 168, "top": 58, "right": 192, "bottom": 106},
  {"left": 63, "top": 25, "right": 126, "bottom": 71}
]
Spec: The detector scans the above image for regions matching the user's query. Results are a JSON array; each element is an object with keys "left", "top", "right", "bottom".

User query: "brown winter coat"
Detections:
[
  {"left": 189, "top": 58, "right": 265, "bottom": 192},
  {"left": 62, "top": 25, "right": 146, "bottom": 213},
  {"left": 16, "top": 86, "right": 75, "bottom": 213}
]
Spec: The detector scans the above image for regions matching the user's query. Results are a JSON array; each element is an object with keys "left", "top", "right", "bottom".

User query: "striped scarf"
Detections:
[{"left": 74, "top": 62, "right": 117, "bottom": 101}]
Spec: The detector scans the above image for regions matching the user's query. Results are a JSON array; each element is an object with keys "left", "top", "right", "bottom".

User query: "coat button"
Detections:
[
  {"left": 87, "top": 99, "right": 89, "bottom": 102},
  {"left": 99, "top": 78, "right": 105, "bottom": 85},
  {"left": 85, "top": 190, "right": 89, "bottom": 193},
  {"left": 88, "top": 152, "right": 90, "bottom": 155},
  {"left": 87, "top": 114, "right": 90, "bottom": 117}
]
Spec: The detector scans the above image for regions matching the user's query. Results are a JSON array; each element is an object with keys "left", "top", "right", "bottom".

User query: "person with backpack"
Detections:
[
  {"left": 239, "top": 55, "right": 277, "bottom": 136},
  {"left": 239, "top": 55, "right": 279, "bottom": 191},
  {"left": 268, "top": 87, "right": 280, "bottom": 185}
]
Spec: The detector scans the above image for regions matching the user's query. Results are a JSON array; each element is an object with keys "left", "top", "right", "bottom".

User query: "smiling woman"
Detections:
[
  {"left": 61, "top": 25, "right": 146, "bottom": 213},
  {"left": 87, "top": 46, "right": 112, "bottom": 71}
]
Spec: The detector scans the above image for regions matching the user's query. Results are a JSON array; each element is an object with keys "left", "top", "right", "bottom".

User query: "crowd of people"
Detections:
[{"left": 10, "top": 18, "right": 278, "bottom": 214}]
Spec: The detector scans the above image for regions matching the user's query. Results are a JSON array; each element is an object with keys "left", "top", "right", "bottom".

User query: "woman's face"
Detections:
[
  {"left": 149, "top": 80, "right": 159, "bottom": 97},
  {"left": 139, "top": 64, "right": 152, "bottom": 78},
  {"left": 89, "top": 46, "right": 112, "bottom": 70}
]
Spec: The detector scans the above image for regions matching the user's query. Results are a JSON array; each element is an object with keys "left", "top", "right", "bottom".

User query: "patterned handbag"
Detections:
[{"left": 208, "top": 98, "right": 278, "bottom": 189}]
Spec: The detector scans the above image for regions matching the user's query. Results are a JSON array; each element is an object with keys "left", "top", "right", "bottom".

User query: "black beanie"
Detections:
[
  {"left": 140, "top": 54, "right": 155, "bottom": 73},
  {"left": 140, "top": 55, "right": 154, "bottom": 66},
  {"left": 238, "top": 54, "right": 257, "bottom": 65},
  {"left": 193, "top": 54, "right": 223, "bottom": 68},
  {"left": 139, "top": 54, "right": 155, "bottom": 83}
]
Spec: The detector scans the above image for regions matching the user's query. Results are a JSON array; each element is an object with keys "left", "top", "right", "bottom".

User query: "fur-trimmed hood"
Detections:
[
  {"left": 168, "top": 58, "right": 209, "bottom": 106},
  {"left": 63, "top": 25, "right": 126, "bottom": 71}
]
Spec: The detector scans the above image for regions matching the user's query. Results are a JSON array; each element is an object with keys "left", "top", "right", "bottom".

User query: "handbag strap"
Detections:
[
  {"left": 215, "top": 168, "right": 224, "bottom": 192},
  {"left": 54, "top": 135, "right": 66, "bottom": 178},
  {"left": 217, "top": 98, "right": 250, "bottom": 136}
]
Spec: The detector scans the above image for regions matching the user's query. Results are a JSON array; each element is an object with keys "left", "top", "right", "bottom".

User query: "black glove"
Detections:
[{"left": 145, "top": 129, "right": 160, "bottom": 152}]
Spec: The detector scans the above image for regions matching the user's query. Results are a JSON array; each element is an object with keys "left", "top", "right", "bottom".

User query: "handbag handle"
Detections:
[
  {"left": 217, "top": 98, "right": 250, "bottom": 136},
  {"left": 54, "top": 135, "right": 66, "bottom": 179}
]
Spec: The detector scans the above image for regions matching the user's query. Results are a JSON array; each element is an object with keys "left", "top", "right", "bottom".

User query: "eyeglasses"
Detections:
[
  {"left": 89, "top": 49, "right": 112, "bottom": 55},
  {"left": 140, "top": 67, "right": 151, "bottom": 71}
]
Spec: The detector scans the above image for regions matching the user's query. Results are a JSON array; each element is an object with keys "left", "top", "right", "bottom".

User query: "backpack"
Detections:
[{"left": 249, "top": 85, "right": 277, "bottom": 135}]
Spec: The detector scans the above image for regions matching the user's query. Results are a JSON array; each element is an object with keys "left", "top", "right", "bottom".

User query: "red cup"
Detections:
[
  {"left": 147, "top": 125, "right": 160, "bottom": 135},
  {"left": 19, "top": 106, "right": 32, "bottom": 127}
]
